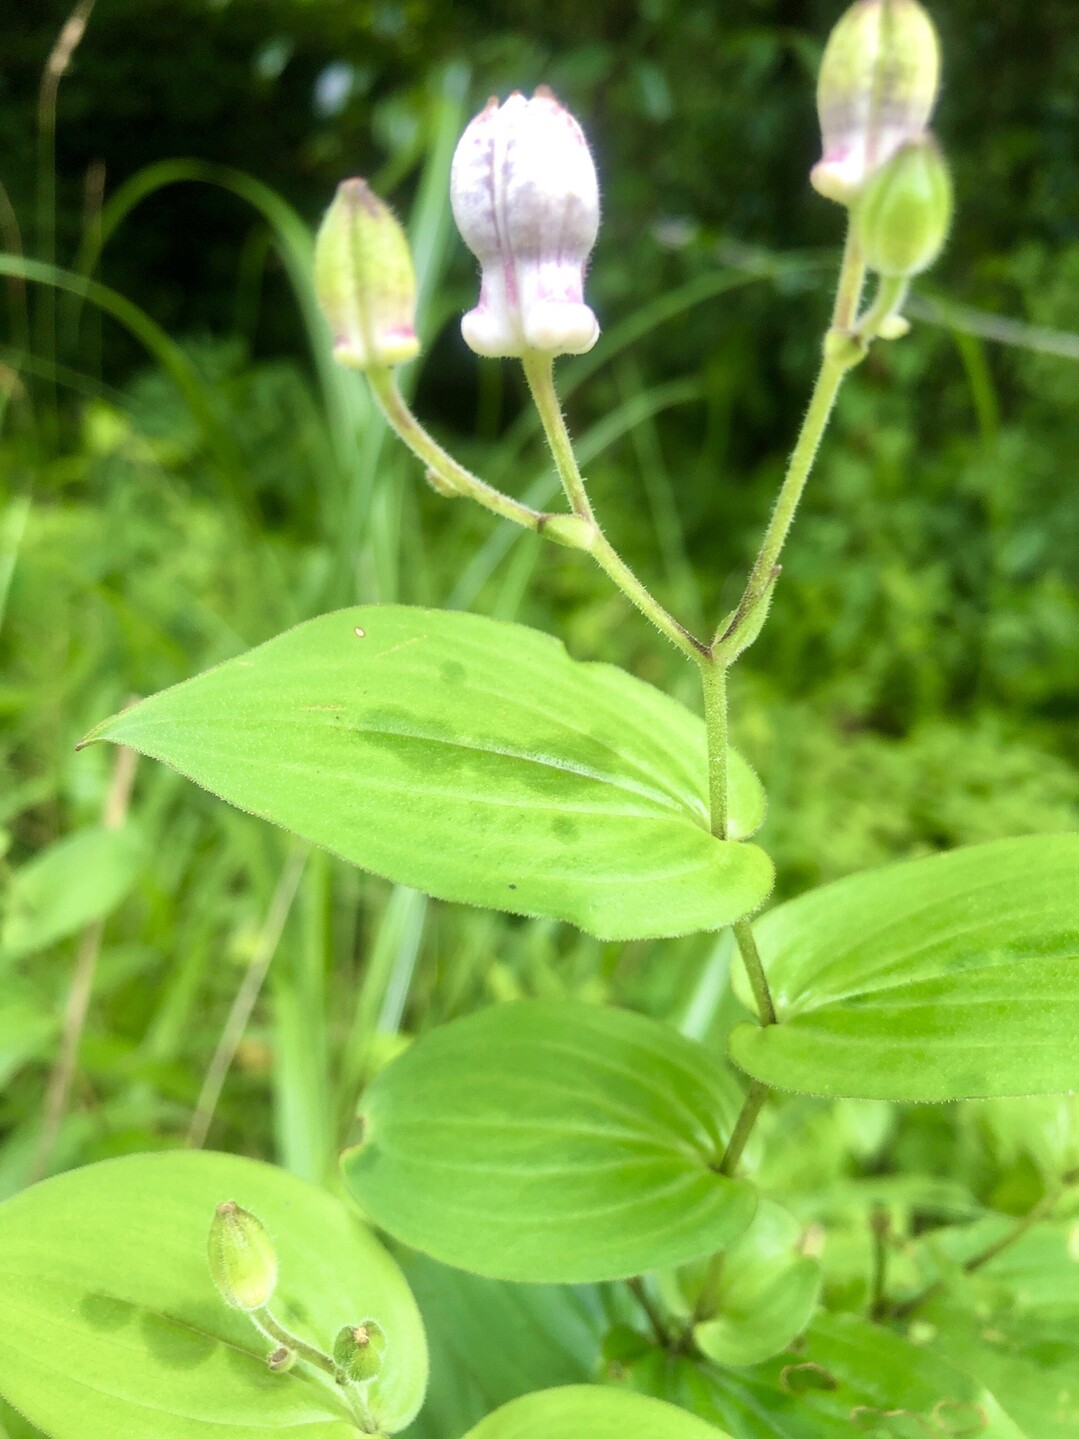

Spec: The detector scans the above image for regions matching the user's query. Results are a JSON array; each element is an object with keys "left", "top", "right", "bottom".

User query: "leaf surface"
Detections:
[
  {"left": 0, "top": 1150, "right": 427, "bottom": 1439},
  {"left": 84, "top": 607, "right": 772, "bottom": 941},
  {"left": 342, "top": 1000, "right": 757, "bottom": 1283},
  {"left": 731, "top": 835, "right": 1079, "bottom": 1099},
  {"left": 461, "top": 1385, "right": 730, "bottom": 1439}
]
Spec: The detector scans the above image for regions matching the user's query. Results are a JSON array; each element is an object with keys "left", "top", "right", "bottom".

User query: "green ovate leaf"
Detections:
[
  {"left": 342, "top": 1001, "right": 757, "bottom": 1283},
  {"left": 84, "top": 607, "right": 773, "bottom": 942},
  {"left": 685, "top": 1200, "right": 822, "bottom": 1368},
  {"left": 0, "top": 825, "right": 143, "bottom": 962},
  {"left": 730, "top": 835, "right": 1079, "bottom": 1100},
  {"left": 0, "top": 1151, "right": 427, "bottom": 1439},
  {"left": 460, "top": 1385, "right": 730, "bottom": 1439}
]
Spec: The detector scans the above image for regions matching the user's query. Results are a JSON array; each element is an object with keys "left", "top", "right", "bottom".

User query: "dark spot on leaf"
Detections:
[
  {"left": 139, "top": 1307, "right": 217, "bottom": 1370},
  {"left": 509, "top": 882, "right": 517, "bottom": 890},
  {"left": 441, "top": 660, "right": 467, "bottom": 685},
  {"left": 552, "top": 815, "right": 580, "bottom": 843},
  {"left": 78, "top": 1292, "right": 133, "bottom": 1331}
]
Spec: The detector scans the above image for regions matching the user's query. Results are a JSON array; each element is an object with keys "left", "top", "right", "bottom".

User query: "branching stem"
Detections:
[
  {"left": 367, "top": 366, "right": 545, "bottom": 531},
  {"left": 522, "top": 349, "right": 708, "bottom": 662}
]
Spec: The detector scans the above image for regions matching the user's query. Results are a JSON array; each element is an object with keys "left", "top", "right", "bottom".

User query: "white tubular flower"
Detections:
[{"left": 450, "top": 88, "right": 601, "bottom": 359}]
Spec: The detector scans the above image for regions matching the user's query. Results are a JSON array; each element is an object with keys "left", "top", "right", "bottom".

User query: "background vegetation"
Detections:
[{"left": 1, "top": 1, "right": 1078, "bottom": 1434}]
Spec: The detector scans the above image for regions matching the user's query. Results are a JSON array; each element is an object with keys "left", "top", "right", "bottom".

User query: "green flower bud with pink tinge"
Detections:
[
  {"left": 812, "top": 0, "right": 941, "bottom": 206},
  {"left": 855, "top": 134, "right": 953, "bottom": 276},
  {"left": 314, "top": 179, "right": 420, "bottom": 370}
]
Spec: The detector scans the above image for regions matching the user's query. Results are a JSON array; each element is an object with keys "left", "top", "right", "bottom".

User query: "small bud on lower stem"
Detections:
[
  {"left": 207, "top": 1200, "right": 278, "bottom": 1312},
  {"left": 314, "top": 180, "right": 420, "bottom": 370},
  {"left": 538, "top": 513, "right": 597, "bottom": 552},
  {"left": 334, "top": 1320, "right": 388, "bottom": 1384}
]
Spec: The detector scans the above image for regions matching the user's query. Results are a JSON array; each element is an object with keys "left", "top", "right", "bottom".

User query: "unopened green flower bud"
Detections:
[
  {"left": 207, "top": 1200, "right": 278, "bottom": 1312},
  {"left": 334, "top": 1320, "right": 387, "bottom": 1384},
  {"left": 855, "top": 136, "right": 953, "bottom": 277},
  {"left": 315, "top": 179, "right": 420, "bottom": 370},
  {"left": 812, "top": 0, "right": 941, "bottom": 206}
]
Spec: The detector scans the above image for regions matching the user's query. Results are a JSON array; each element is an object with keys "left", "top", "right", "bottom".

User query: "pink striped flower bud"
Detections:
[
  {"left": 450, "top": 89, "right": 601, "bottom": 359},
  {"left": 812, "top": 0, "right": 941, "bottom": 207},
  {"left": 314, "top": 179, "right": 420, "bottom": 370}
]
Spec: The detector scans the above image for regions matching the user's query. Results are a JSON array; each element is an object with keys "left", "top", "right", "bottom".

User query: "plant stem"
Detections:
[
  {"left": 700, "top": 656, "right": 729, "bottom": 839},
  {"left": 715, "top": 229, "right": 866, "bottom": 652},
  {"left": 714, "top": 346, "right": 850, "bottom": 648},
  {"left": 868, "top": 1205, "right": 890, "bottom": 1320},
  {"left": 521, "top": 350, "right": 594, "bottom": 521},
  {"left": 367, "top": 367, "right": 545, "bottom": 531},
  {"left": 521, "top": 349, "right": 708, "bottom": 662},
  {"left": 627, "top": 1276, "right": 673, "bottom": 1348},
  {"left": 252, "top": 1308, "right": 339, "bottom": 1379},
  {"left": 831, "top": 224, "right": 867, "bottom": 332},
  {"left": 732, "top": 918, "right": 777, "bottom": 1028},
  {"left": 853, "top": 274, "right": 910, "bottom": 343},
  {"left": 253, "top": 1309, "right": 379, "bottom": 1432},
  {"left": 718, "top": 1079, "right": 769, "bottom": 1177}
]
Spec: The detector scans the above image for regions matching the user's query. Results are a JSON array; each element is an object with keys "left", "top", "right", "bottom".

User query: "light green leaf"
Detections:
[
  {"left": 461, "top": 1385, "right": 730, "bottom": 1439},
  {"left": 730, "top": 835, "right": 1079, "bottom": 1100},
  {"left": 0, "top": 1150, "right": 427, "bottom": 1439},
  {"left": 689, "top": 1201, "right": 822, "bottom": 1368},
  {"left": 342, "top": 1001, "right": 757, "bottom": 1283},
  {"left": 83, "top": 607, "right": 772, "bottom": 941},
  {"left": 0, "top": 825, "right": 143, "bottom": 962}
]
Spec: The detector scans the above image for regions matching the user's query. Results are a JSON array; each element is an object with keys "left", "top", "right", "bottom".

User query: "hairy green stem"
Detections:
[
  {"left": 733, "top": 919, "right": 777, "bottom": 1028},
  {"left": 521, "top": 350, "right": 595, "bottom": 521},
  {"left": 715, "top": 229, "right": 866, "bottom": 652},
  {"left": 252, "top": 1307, "right": 339, "bottom": 1379},
  {"left": 522, "top": 349, "right": 708, "bottom": 662},
  {"left": 367, "top": 367, "right": 545, "bottom": 531},
  {"left": 831, "top": 224, "right": 867, "bottom": 333},
  {"left": 714, "top": 347, "right": 850, "bottom": 649},
  {"left": 700, "top": 657, "right": 730, "bottom": 839},
  {"left": 254, "top": 1308, "right": 381, "bottom": 1432}
]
